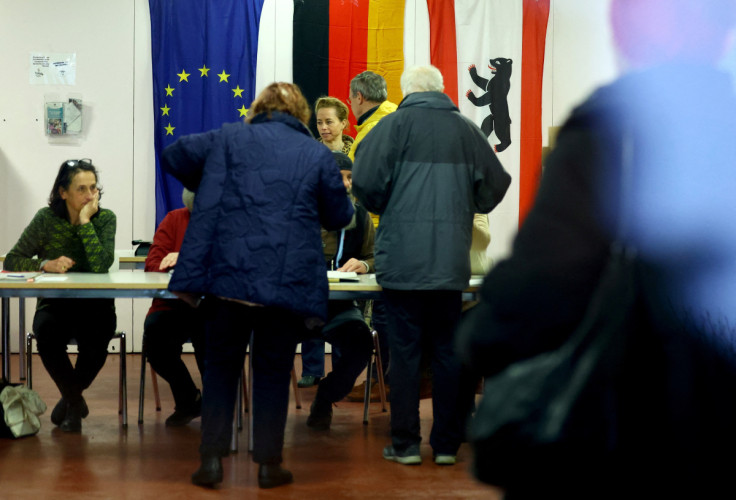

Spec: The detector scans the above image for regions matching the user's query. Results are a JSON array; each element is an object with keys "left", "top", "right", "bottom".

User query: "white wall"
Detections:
[
  {"left": 1, "top": 0, "right": 617, "bottom": 352},
  {"left": 546, "top": 0, "right": 617, "bottom": 129},
  {"left": 0, "top": 0, "right": 156, "bottom": 352}
]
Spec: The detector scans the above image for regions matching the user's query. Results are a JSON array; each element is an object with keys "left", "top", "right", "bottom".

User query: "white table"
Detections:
[
  {"left": 1, "top": 271, "right": 478, "bottom": 381},
  {"left": 0, "top": 271, "right": 172, "bottom": 381}
]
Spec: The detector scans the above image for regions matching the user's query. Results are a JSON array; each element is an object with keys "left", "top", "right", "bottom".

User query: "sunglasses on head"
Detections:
[{"left": 65, "top": 158, "right": 92, "bottom": 168}]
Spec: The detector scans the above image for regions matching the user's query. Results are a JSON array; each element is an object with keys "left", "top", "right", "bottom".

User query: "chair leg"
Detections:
[
  {"left": 118, "top": 332, "right": 128, "bottom": 427},
  {"left": 18, "top": 299, "right": 26, "bottom": 380},
  {"left": 363, "top": 330, "right": 388, "bottom": 425},
  {"left": 231, "top": 373, "right": 242, "bottom": 453},
  {"left": 237, "top": 368, "right": 244, "bottom": 431},
  {"left": 372, "top": 330, "right": 388, "bottom": 412},
  {"left": 26, "top": 332, "right": 34, "bottom": 389},
  {"left": 363, "top": 356, "right": 374, "bottom": 424},
  {"left": 242, "top": 364, "right": 249, "bottom": 413},
  {"left": 247, "top": 339, "right": 254, "bottom": 453},
  {"left": 150, "top": 368, "right": 162, "bottom": 411},
  {"left": 291, "top": 366, "right": 301, "bottom": 409},
  {"left": 138, "top": 351, "right": 147, "bottom": 424}
]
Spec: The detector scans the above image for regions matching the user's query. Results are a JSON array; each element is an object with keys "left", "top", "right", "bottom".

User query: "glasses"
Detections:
[{"left": 65, "top": 158, "right": 92, "bottom": 168}]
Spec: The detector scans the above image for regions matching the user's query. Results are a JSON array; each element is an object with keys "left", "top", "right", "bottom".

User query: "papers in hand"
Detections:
[{"left": 327, "top": 270, "right": 360, "bottom": 282}]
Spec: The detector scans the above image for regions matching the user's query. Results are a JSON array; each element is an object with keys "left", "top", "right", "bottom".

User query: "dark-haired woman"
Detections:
[{"left": 4, "top": 159, "right": 116, "bottom": 433}]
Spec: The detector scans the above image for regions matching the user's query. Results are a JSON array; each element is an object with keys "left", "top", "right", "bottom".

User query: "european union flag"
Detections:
[{"left": 150, "top": 0, "right": 265, "bottom": 226}]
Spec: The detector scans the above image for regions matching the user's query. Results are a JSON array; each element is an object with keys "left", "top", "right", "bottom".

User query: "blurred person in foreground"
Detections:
[
  {"left": 353, "top": 65, "right": 510, "bottom": 466},
  {"left": 4, "top": 159, "right": 116, "bottom": 433},
  {"left": 458, "top": 0, "right": 736, "bottom": 497},
  {"left": 161, "top": 82, "right": 353, "bottom": 489}
]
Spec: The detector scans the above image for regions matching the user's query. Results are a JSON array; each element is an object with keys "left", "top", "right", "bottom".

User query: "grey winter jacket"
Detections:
[{"left": 352, "top": 91, "right": 511, "bottom": 290}]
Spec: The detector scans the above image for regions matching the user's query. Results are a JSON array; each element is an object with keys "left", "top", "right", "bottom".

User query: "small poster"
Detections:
[
  {"left": 31, "top": 53, "right": 77, "bottom": 85},
  {"left": 45, "top": 98, "right": 83, "bottom": 136},
  {"left": 46, "top": 102, "right": 64, "bottom": 135}
]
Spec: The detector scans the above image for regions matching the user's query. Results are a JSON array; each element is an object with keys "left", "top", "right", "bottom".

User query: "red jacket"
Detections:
[{"left": 145, "top": 207, "right": 190, "bottom": 315}]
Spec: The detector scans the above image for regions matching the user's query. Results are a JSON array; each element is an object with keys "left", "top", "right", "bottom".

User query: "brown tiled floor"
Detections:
[{"left": 0, "top": 354, "right": 502, "bottom": 499}]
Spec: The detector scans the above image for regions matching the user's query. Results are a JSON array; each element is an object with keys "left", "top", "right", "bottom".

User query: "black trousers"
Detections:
[
  {"left": 382, "top": 289, "right": 473, "bottom": 455},
  {"left": 143, "top": 305, "right": 205, "bottom": 408},
  {"left": 32, "top": 299, "right": 116, "bottom": 403},
  {"left": 314, "top": 318, "right": 374, "bottom": 404},
  {"left": 199, "top": 298, "right": 300, "bottom": 464}
]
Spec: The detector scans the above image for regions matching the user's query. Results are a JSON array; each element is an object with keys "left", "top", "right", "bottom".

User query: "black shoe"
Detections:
[
  {"left": 191, "top": 455, "right": 223, "bottom": 487},
  {"left": 166, "top": 390, "right": 202, "bottom": 427},
  {"left": 51, "top": 398, "right": 67, "bottom": 426},
  {"left": 306, "top": 397, "right": 332, "bottom": 430},
  {"left": 258, "top": 464, "right": 293, "bottom": 489},
  {"left": 59, "top": 399, "right": 85, "bottom": 433},
  {"left": 51, "top": 397, "right": 89, "bottom": 426}
]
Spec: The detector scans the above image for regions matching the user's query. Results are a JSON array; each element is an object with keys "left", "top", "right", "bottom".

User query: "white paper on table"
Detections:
[{"left": 33, "top": 276, "right": 68, "bottom": 282}]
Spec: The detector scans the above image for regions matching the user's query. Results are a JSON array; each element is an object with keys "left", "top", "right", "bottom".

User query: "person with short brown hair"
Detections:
[
  {"left": 246, "top": 81, "right": 311, "bottom": 125},
  {"left": 162, "top": 81, "right": 354, "bottom": 490}
]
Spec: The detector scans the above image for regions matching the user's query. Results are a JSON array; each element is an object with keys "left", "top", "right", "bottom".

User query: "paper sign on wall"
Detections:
[{"left": 30, "top": 53, "right": 76, "bottom": 85}]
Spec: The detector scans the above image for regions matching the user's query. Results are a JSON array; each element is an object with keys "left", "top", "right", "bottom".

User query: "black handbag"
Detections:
[
  {"left": 469, "top": 246, "right": 638, "bottom": 487},
  {"left": 469, "top": 133, "right": 639, "bottom": 489}
]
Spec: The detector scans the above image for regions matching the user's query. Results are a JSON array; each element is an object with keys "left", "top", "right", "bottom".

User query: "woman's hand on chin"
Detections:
[{"left": 78, "top": 192, "right": 100, "bottom": 225}]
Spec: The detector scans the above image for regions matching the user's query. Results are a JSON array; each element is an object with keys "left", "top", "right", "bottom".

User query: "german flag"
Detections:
[{"left": 292, "top": 0, "right": 405, "bottom": 135}]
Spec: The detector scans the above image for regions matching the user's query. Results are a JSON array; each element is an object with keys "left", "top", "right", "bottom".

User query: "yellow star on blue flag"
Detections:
[{"left": 151, "top": 0, "right": 265, "bottom": 226}]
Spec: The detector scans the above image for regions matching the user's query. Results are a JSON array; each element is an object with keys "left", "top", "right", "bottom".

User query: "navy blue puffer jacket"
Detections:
[{"left": 162, "top": 112, "right": 354, "bottom": 321}]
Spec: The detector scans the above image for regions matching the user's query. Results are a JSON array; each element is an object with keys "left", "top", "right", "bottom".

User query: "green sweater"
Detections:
[{"left": 4, "top": 207, "right": 116, "bottom": 273}]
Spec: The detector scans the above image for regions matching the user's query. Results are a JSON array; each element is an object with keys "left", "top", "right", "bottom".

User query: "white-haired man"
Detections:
[{"left": 352, "top": 65, "right": 511, "bottom": 466}]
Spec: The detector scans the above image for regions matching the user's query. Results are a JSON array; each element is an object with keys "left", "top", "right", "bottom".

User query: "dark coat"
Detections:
[
  {"left": 161, "top": 112, "right": 354, "bottom": 321},
  {"left": 352, "top": 91, "right": 511, "bottom": 290}
]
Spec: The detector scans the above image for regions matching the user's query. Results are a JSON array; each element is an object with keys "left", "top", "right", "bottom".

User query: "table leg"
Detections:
[
  {"left": 2, "top": 297, "right": 9, "bottom": 381},
  {"left": 18, "top": 299, "right": 26, "bottom": 380}
]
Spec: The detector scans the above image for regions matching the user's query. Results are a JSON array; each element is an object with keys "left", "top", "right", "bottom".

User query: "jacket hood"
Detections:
[{"left": 398, "top": 91, "right": 458, "bottom": 112}]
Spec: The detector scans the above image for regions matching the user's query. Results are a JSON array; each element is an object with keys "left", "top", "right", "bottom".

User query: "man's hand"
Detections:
[
  {"left": 78, "top": 191, "right": 100, "bottom": 225},
  {"left": 44, "top": 256, "right": 75, "bottom": 273},
  {"left": 159, "top": 252, "right": 179, "bottom": 271},
  {"left": 337, "top": 258, "right": 368, "bottom": 274}
]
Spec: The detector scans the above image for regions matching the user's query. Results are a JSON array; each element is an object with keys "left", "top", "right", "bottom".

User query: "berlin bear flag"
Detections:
[
  {"left": 149, "top": 0, "right": 265, "bottom": 226},
  {"left": 419, "top": 0, "right": 550, "bottom": 257}
]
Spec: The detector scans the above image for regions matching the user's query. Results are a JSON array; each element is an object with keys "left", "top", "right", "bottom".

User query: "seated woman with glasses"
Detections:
[{"left": 4, "top": 159, "right": 116, "bottom": 433}]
